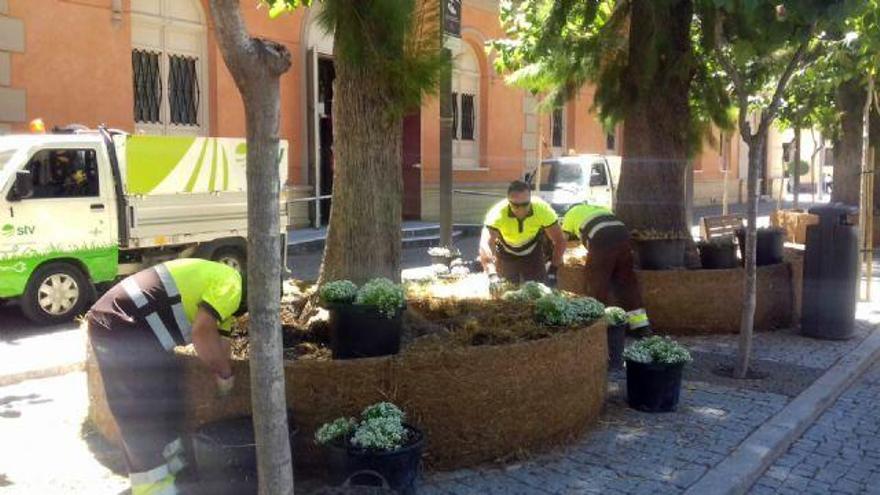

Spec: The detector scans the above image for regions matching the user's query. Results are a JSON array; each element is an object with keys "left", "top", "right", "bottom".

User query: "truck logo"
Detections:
[{"left": 1, "top": 224, "right": 35, "bottom": 236}]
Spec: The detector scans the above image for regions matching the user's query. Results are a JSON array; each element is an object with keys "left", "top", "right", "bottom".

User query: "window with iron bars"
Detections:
[
  {"left": 132, "top": 50, "right": 200, "bottom": 127},
  {"left": 451, "top": 92, "right": 476, "bottom": 141},
  {"left": 132, "top": 50, "right": 161, "bottom": 124}
]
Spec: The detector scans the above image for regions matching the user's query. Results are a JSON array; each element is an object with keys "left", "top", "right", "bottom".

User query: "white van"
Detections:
[
  {"left": 0, "top": 127, "right": 288, "bottom": 324},
  {"left": 528, "top": 154, "right": 621, "bottom": 215}
]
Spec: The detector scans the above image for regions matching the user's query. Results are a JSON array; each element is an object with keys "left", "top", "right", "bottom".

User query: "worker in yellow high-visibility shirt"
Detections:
[
  {"left": 480, "top": 180, "right": 567, "bottom": 293},
  {"left": 86, "top": 259, "right": 242, "bottom": 495},
  {"left": 562, "top": 203, "right": 652, "bottom": 337}
]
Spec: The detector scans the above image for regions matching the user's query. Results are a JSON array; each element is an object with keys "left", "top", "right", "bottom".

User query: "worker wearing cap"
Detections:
[
  {"left": 562, "top": 203, "right": 652, "bottom": 337},
  {"left": 480, "top": 180, "right": 567, "bottom": 290},
  {"left": 86, "top": 258, "right": 242, "bottom": 495}
]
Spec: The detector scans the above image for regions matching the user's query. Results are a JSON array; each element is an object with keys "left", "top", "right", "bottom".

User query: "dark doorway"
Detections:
[
  {"left": 402, "top": 112, "right": 422, "bottom": 220},
  {"left": 317, "top": 57, "right": 335, "bottom": 225}
]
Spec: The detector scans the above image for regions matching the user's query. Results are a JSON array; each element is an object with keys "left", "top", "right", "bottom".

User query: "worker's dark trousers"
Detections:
[
  {"left": 584, "top": 239, "right": 643, "bottom": 311},
  {"left": 87, "top": 318, "right": 185, "bottom": 485},
  {"left": 497, "top": 242, "right": 547, "bottom": 284}
]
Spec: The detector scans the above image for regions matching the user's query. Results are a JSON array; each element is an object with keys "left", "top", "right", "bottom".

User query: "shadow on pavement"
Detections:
[
  {"left": 0, "top": 393, "right": 50, "bottom": 418},
  {"left": 80, "top": 418, "right": 128, "bottom": 476}
]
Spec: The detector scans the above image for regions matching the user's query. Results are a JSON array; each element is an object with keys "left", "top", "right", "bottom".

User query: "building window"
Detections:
[
  {"left": 131, "top": 0, "right": 207, "bottom": 135},
  {"left": 452, "top": 43, "right": 481, "bottom": 168},
  {"left": 551, "top": 107, "right": 564, "bottom": 149},
  {"left": 168, "top": 54, "right": 200, "bottom": 126},
  {"left": 606, "top": 131, "right": 617, "bottom": 151},
  {"left": 132, "top": 50, "right": 162, "bottom": 124}
]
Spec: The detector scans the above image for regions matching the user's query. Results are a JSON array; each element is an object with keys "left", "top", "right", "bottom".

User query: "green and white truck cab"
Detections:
[{"left": 0, "top": 128, "right": 288, "bottom": 325}]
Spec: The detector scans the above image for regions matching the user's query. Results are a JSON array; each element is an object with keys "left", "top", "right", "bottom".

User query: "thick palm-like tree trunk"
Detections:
[
  {"left": 834, "top": 78, "right": 865, "bottom": 206},
  {"left": 616, "top": 0, "right": 694, "bottom": 235},
  {"left": 317, "top": 51, "right": 404, "bottom": 285},
  {"left": 209, "top": 1, "right": 293, "bottom": 493}
]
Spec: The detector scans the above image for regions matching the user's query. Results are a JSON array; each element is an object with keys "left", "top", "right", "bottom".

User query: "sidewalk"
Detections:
[{"left": 417, "top": 312, "right": 880, "bottom": 495}]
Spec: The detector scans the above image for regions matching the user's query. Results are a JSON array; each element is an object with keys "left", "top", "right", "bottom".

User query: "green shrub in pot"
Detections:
[
  {"left": 535, "top": 294, "right": 605, "bottom": 327},
  {"left": 605, "top": 306, "right": 628, "bottom": 327},
  {"left": 319, "top": 280, "right": 358, "bottom": 306},
  {"left": 501, "top": 281, "right": 553, "bottom": 303},
  {"left": 355, "top": 278, "right": 406, "bottom": 319},
  {"left": 623, "top": 336, "right": 692, "bottom": 366}
]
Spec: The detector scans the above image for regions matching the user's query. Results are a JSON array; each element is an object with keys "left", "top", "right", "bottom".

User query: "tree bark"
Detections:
[
  {"left": 833, "top": 78, "right": 866, "bottom": 207},
  {"left": 735, "top": 133, "right": 763, "bottom": 377},
  {"left": 208, "top": 2, "right": 293, "bottom": 494},
  {"left": 318, "top": 48, "right": 404, "bottom": 285},
  {"left": 793, "top": 124, "right": 801, "bottom": 209},
  {"left": 616, "top": 0, "right": 694, "bottom": 235}
]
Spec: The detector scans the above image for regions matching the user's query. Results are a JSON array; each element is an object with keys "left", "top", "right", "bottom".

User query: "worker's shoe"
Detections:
[{"left": 626, "top": 308, "right": 652, "bottom": 339}]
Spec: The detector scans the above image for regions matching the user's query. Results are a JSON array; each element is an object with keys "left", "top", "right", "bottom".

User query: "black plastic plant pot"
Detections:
[
  {"left": 736, "top": 228, "right": 785, "bottom": 266},
  {"left": 328, "top": 304, "right": 403, "bottom": 359},
  {"left": 607, "top": 324, "right": 627, "bottom": 370},
  {"left": 698, "top": 242, "right": 738, "bottom": 269},
  {"left": 633, "top": 239, "right": 686, "bottom": 270},
  {"left": 625, "top": 360, "right": 685, "bottom": 413},
  {"left": 325, "top": 425, "right": 425, "bottom": 495},
  {"left": 192, "top": 413, "right": 298, "bottom": 495}
]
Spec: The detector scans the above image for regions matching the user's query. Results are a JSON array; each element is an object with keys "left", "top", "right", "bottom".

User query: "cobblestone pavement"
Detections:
[
  {"left": 418, "top": 379, "right": 789, "bottom": 495},
  {"left": 752, "top": 361, "right": 880, "bottom": 495}
]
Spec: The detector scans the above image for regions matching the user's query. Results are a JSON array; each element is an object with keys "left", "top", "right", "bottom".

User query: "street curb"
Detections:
[
  {"left": 0, "top": 361, "right": 85, "bottom": 387},
  {"left": 684, "top": 329, "right": 880, "bottom": 495}
]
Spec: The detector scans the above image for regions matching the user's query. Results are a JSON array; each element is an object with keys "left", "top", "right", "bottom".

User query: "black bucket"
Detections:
[
  {"left": 698, "top": 242, "right": 738, "bottom": 269},
  {"left": 736, "top": 228, "right": 785, "bottom": 266},
  {"left": 607, "top": 324, "right": 626, "bottom": 370},
  {"left": 325, "top": 425, "right": 425, "bottom": 495},
  {"left": 625, "top": 360, "right": 685, "bottom": 412},
  {"left": 328, "top": 304, "right": 403, "bottom": 359},
  {"left": 192, "top": 414, "right": 297, "bottom": 495},
  {"left": 634, "top": 239, "right": 686, "bottom": 270}
]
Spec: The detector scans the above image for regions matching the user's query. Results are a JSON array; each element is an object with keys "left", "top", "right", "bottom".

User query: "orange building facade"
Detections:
[{"left": 0, "top": 0, "right": 746, "bottom": 227}]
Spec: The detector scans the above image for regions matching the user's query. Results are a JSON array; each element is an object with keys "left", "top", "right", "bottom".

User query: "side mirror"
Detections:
[{"left": 11, "top": 170, "right": 34, "bottom": 200}]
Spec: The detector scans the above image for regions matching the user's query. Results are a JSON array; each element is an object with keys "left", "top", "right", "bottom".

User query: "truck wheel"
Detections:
[
  {"left": 21, "top": 262, "right": 91, "bottom": 325},
  {"left": 212, "top": 247, "right": 246, "bottom": 276}
]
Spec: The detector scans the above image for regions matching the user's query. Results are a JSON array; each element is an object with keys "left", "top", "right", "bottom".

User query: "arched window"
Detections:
[
  {"left": 452, "top": 42, "right": 481, "bottom": 169},
  {"left": 131, "top": 0, "right": 207, "bottom": 135}
]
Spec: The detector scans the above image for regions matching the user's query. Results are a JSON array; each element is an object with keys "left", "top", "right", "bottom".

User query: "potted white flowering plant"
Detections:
[
  {"left": 623, "top": 336, "right": 692, "bottom": 412},
  {"left": 427, "top": 245, "right": 461, "bottom": 267},
  {"left": 319, "top": 278, "right": 407, "bottom": 359},
  {"left": 534, "top": 294, "right": 605, "bottom": 327},
  {"left": 315, "top": 402, "right": 425, "bottom": 494},
  {"left": 605, "top": 307, "right": 628, "bottom": 370}
]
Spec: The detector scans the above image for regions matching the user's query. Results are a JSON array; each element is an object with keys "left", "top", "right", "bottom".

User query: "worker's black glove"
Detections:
[{"left": 546, "top": 265, "right": 559, "bottom": 289}]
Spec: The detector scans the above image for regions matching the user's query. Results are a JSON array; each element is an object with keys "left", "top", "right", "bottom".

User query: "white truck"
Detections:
[
  {"left": 0, "top": 127, "right": 288, "bottom": 324},
  {"left": 527, "top": 154, "right": 622, "bottom": 215}
]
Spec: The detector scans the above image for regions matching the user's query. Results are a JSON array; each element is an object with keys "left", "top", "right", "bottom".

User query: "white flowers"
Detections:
[
  {"left": 535, "top": 294, "right": 605, "bottom": 326},
  {"left": 623, "top": 336, "right": 692, "bottom": 365},
  {"left": 315, "top": 401, "right": 410, "bottom": 452}
]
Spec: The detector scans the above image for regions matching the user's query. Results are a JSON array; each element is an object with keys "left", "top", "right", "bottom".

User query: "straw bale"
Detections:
[
  {"left": 559, "top": 260, "right": 795, "bottom": 335},
  {"left": 87, "top": 321, "right": 607, "bottom": 472}
]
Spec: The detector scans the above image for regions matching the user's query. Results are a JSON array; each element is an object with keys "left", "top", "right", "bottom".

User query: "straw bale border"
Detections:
[
  {"left": 87, "top": 320, "right": 607, "bottom": 471},
  {"left": 559, "top": 262, "right": 795, "bottom": 335}
]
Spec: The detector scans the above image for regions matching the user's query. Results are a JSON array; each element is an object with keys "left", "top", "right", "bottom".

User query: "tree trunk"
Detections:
[
  {"left": 833, "top": 78, "right": 865, "bottom": 206},
  {"left": 810, "top": 128, "right": 822, "bottom": 203},
  {"left": 871, "top": 102, "right": 880, "bottom": 215},
  {"left": 318, "top": 52, "right": 403, "bottom": 285},
  {"left": 208, "top": 2, "right": 294, "bottom": 494},
  {"left": 793, "top": 124, "right": 801, "bottom": 209},
  {"left": 735, "top": 133, "right": 764, "bottom": 378},
  {"left": 616, "top": 0, "right": 694, "bottom": 235}
]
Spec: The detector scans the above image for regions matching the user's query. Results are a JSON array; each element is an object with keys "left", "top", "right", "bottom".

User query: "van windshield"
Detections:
[
  {"left": 539, "top": 161, "right": 583, "bottom": 191},
  {"left": 0, "top": 149, "right": 14, "bottom": 173}
]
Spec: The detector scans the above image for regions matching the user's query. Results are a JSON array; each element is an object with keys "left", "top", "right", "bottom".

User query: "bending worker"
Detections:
[
  {"left": 562, "top": 202, "right": 652, "bottom": 337},
  {"left": 86, "top": 258, "right": 241, "bottom": 495},
  {"left": 480, "top": 180, "right": 567, "bottom": 289}
]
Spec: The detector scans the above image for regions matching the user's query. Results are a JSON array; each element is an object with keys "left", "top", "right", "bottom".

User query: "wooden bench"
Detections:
[{"left": 700, "top": 214, "right": 744, "bottom": 241}]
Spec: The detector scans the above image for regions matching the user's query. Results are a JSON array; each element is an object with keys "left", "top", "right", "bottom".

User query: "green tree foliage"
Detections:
[
  {"left": 489, "top": 0, "right": 732, "bottom": 154},
  {"left": 267, "top": 0, "right": 447, "bottom": 122}
]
